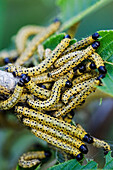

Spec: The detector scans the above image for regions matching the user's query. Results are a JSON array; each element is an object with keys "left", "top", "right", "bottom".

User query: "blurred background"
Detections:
[{"left": 0, "top": 0, "right": 113, "bottom": 169}]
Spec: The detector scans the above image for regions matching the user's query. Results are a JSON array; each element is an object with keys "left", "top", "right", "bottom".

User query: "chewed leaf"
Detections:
[{"left": 96, "top": 30, "right": 113, "bottom": 96}]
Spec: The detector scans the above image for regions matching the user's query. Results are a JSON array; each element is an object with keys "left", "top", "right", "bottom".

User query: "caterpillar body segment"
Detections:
[
  {"left": 93, "top": 138, "right": 110, "bottom": 154},
  {"left": 11, "top": 35, "right": 71, "bottom": 76},
  {"left": 37, "top": 44, "right": 45, "bottom": 62},
  {"left": 0, "top": 85, "right": 10, "bottom": 96},
  {"left": 31, "top": 128, "right": 83, "bottom": 160},
  {"left": 15, "top": 21, "right": 61, "bottom": 66},
  {"left": 72, "top": 72, "right": 99, "bottom": 85},
  {"left": 0, "top": 83, "right": 23, "bottom": 110},
  {"left": 54, "top": 51, "right": 82, "bottom": 68},
  {"left": 23, "top": 118, "right": 88, "bottom": 154},
  {"left": 54, "top": 86, "right": 96, "bottom": 118},
  {"left": 85, "top": 61, "right": 96, "bottom": 72},
  {"left": 5, "top": 63, "right": 23, "bottom": 73},
  {"left": 24, "top": 78, "right": 51, "bottom": 99},
  {"left": 62, "top": 32, "right": 100, "bottom": 55},
  {"left": 15, "top": 25, "right": 45, "bottom": 54},
  {"left": 62, "top": 77, "right": 98, "bottom": 104},
  {"left": 44, "top": 48, "right": 52, "bottom": 60},
  {"left": 88, "top": 53, "right": 107, "bottom": 74},
  {"left": 63, "top": 110, "right": 75, "bottom": 123},
  {"left": 19, "top": 93, "right": 34, "bottom": 103},
  {"left": 27, "top": 78, "right": 72, "bottom": 111},
  {"left": 48, "top": 42, "right": 100, "bottom": 78},
  {"left": 18, "top": 158, "right": 40, "bottom": 168},
  {"left": 15, "top": 106, "right": 93, "bottom": 143},
  {"left": 46, "top": 102, "right": 64, "bottom": 111}
]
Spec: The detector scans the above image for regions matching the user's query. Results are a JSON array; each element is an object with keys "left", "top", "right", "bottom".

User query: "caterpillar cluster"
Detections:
[{"left": 0, "top": 22, "right": 110, "bottom": 169}]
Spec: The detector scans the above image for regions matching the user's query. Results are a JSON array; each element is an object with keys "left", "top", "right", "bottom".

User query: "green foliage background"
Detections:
[{"left": 0, "top": 0, "right": 113, "bottom": 169}]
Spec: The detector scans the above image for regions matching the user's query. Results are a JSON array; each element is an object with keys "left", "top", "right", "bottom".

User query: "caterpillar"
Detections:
[
  {"left": 0, "top": 85, "right": 10, "bottom": 96},
  {"left": 63, "top": 110, "right": 75, "bottom": 123},
  {"left": 37, "top": 44, "right": 45, "bottom": 62},
  {"left": 41, "top": 83, "right": 52, "bottom": 89},
  {"left": 76, "top": 124, "right": 110, "bottom": 154},
  {"left": 15, "top": 20, "right": 61, "bottom": 66},
  {"left": 15, "top": 106, "right": 93, "bottom": 143},
  {"left": 15, "top": 25, "right": 46, "bottom": 54},
  {"left": 72, "top": 72, "right": 99, "bottom": 85},
  {"left": 9, "top": 35, "right": 71, "bottom": 77},
  {"left": 22, "top": 75, "right": 51, "bottom": 99},
  {"left": 61, "top": 77, "right": 98, "bottom": 104},
  {"left": 44, "top": 48, "right": 52, "bottom": 60},
  {"left": 19, "top": 93, "right": 34, "bottom": 103},
  {"left": 31, "top": 128, "right": 83, "bottom": 160},
  {"left": 62, "top": 32, "right": 100, "bottom": 55},
  {"left": 0, "top": 49, "right": 18, "bottom": 65},
  {"left": 5, "top": 63, "right": 23, "bottom": 73},
  {"left": 23, "top": 117, "right": 88, "bottom": 154},
  {"left": 27, "top": 78, "right": 72, "bottom": 111},
  {"left": 85, "top": 61, "right": 96, "bottom": 72},
  {"left": 48, "top": 41, "right": 100, "bottom": 78},
  {"left": 54, "top": 50, "right": 83, "bottom": 68},
  {"left": 0, "top": 80, "right": 24, "bottom": 110},
  {"left": 88, "top": 52, "right": 107, "bottom": 74},
  {"left": 53, "top": 86, "right": 97, "bottom": 118}
]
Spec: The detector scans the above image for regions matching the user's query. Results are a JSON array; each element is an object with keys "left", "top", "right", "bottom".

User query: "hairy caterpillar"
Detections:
[
  {"left": 48, "top": 41, "right": 100, "bottom": 78},
  {"left": 15, "top": 20, "right": 61, "bottom": 66},
  {"left": 23, "top": 117, "right": 88, "bottom": 154},
  {"left": 27, "top": 78, "right": 72, "bottom": 111},
  {"left": 16, "top": 25, "right": 45, "bottom": 54},
  {"left": 23, "top": 75, "right": 51, "bottom": 99},
  {"left": 9, "top": 35, "right": 71, "bottom": 76},
  {"left": 0, "top": 81, "right": 24, "bottom": 110},
  {"left": 31, "top": 128, "right": 83, "bottom": 160},
  {"left": 88, "top": 52, "right": 107, "bottom": 74},
  {"left": 62, "top": 77, "right": 98, "bottom": 104},
  {"left": 62, "top": 32, "right": 100, "bottom": 55},
  {"left": 15, "top": 106, "right": 93, "bottom": 143},
  {"left": 0, "top": 85, "right": 10, "bottom": 96},
  {"left": 53, "top": 85, "right": 97, "bottom": 118}
]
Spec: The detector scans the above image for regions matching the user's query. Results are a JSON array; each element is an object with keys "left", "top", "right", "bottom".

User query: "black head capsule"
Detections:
[
  {"left": 12, "top": 71, "right": 17, "bottom": 77},
  {"left": 47, "top": 73, "right": 51, "bottom": 77},
  {"left": 64, "top": 34, "right": 71, "bottom": 39},
  {"left": 5, "top": 67, "right": 8, "bottom": 71},
  {"left": 65, "top": 80, "right": 72, "bottom": 88},
  {"left": 53, "top": 18, "right": 60, "bottom": 23},
  {"left": 83, "top": 134, "right": 94, "bottom": 144},
  {"left": 76, "top": 153, "right": 83, "bottom": 161},
  {"left": 90, "top": 62, "right": 96, "bottom": 69},
  {"left": 79, "top": 64, "right": 86, "bottom": 73},
  {"left": 92, "top": 32, "right": 100, "bottom": 40},
  {"left": 79, "top": 144, "right": 88, "bottom": 154},
  {"left": 4, "top": 58, "right": 11, "bottom": 64},
  {"left": 18, "top": 80, "right": 24, "bottom": 87},
  {"left": 92, "top": 41, "right": 100, "bottom": 49},
  {"left": 104, "top": 149, "right": 109, "bottom": 155},
  {"left": 98, "top": 66, "right": 107, "bottom": 74},
  {"left": 40, "top": 84, "right": 46, "bottom": 89},
  {"left": 73, "top": 66, "right": 78, "bottom": 73}
]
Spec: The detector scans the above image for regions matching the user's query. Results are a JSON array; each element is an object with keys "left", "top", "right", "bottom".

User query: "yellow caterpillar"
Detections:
[
  {"left": 37, "top": 44, "right": 45, "bottom": 62},
  {"left": 15, "top": 25, "right": 45, "bottom": 54},
  {"left": 8, "top": 35, "right": 71, "bottom": 76},
  {"left": 23, "top": 117, "right": 88, "bottom": 154},
  {"left": 0, "top": 85, "right": 10, "bottom": 96},
  {"left": 62, "top": 32, "right": 100, "bottom": 55},
  {"left": 15, "top": 20, "right": 61, "bottom": 66},
  {"left": 48, "top": 41, "right": 100, "bottom": 78},
  {"left": 15, "top": 106, "right": 93, "bottom": 143},
  {"left": 27, "top": 78, "right": 72, "bottom": 111}
]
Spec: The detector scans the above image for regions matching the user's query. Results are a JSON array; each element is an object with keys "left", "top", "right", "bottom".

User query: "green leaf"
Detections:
[
  {"left": 57, "top": 0, "right": 112, "bottom": 31},
  {"left": 96, "top": 30, "right": 113, "bottom": 96},
  {"left": 103, "top": 152, "right": 113, "bottom": 169}
]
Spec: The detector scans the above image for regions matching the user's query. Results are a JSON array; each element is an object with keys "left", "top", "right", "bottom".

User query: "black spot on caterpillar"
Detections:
[
  {"left": 15, "top": 21, "right": 61, "bottom": 66},
  {"left": 15, "top": 106, "right": 92, "bottom": 142},
  {"left": 22, "top": 117, "right": 88, "bottom": 154},
  {"left": 88, "top": 52, "right": 107, "bottom": 74},
  {"left": 48, "top": 41, "right": 100, "bottom": 78},
  {"left": 0, "top": 85, "right": 10, "bottom": 96},
  {"left": 16, "top": 25, "right": 46, "bottom": 54},
  {"left": 27, "top": 78, "right": 72, "bottom": 111},
  {"left": 63, "top": 110, "right": 75, "bottom": 123},
  {"left": 62, "top": 32, "right": 100, "bottom": 55}
]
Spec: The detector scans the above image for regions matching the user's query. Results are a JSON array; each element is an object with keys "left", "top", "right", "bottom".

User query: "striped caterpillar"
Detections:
[
  {"left": 62, "top": 32, "right": 100, "bottom": 55},
  {"left": 48, "top": 41, "right": 100, "bottom": 78}
]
